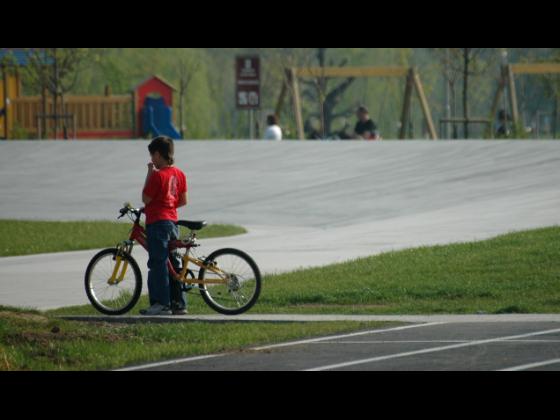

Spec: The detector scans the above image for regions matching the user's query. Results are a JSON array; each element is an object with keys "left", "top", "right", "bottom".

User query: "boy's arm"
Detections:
[
  {"left": 177, "top": 192, "right": 188, "bottom": 208},
  {"left": 142, "top": 163, "right": 156, "bottom": 205},
  {"left": 142, "top": 193, "right": 152, "bottom": 205},
  {"left": 177, "top": 173, "right": 188, "bottom": 208}
]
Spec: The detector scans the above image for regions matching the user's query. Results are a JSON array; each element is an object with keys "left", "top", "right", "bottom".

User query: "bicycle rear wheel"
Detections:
[
  {"left": 85, "top": 248, "right": 142, "bottom": 315},
  {"left": 198, "top": 248, "right": 261, "bottom": 315}
]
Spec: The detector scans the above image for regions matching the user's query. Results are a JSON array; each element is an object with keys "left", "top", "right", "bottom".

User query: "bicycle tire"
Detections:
[
  {"left": 198, "top": 248, "right": 261, "bottom": 315},
  {"left": 85, "top": 248, "right": 142, "bottom": 315}
]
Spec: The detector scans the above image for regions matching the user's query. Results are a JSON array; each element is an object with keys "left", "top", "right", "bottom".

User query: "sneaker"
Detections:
[
  {"left": 139, "top": 303, "right": 172, "bottom": 316},
  {"left": 172, "top": 308, "right": 188, "bottom": 315}
]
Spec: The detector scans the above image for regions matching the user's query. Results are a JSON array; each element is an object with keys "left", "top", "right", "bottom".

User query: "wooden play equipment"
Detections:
[
  {"left": 12, "top": 91, "right": 134, "bottom": 139},
  {"left": 9, "top": 75, "right": 178, "bottom": 139},
  {"left": 0, "top": 65, "right": 21, "bottom": 139},
  {"left": 489, "top": 62, "right": 560, "bottom": 137},
  {"left": 1, "top": 49, "right": 179, "bottom": 140},
  {"left": 275, "top": 66, "right": 438, "bottom": 140}
]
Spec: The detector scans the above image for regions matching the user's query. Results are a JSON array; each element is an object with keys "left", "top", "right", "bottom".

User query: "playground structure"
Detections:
[
  {"left": 135, "top": 76, "right": 181, "bottom": 139},
  {"left": 1, "top": 58, "right": 181, "bottom": 140},
  {"left": 488, "top": 62, "right": 560, "bottom": 138},
  {"left": 0, "top": 66, "right": 20, "bottom": 140},
  {"left": 275, "top": 66, "right": 438, "bottom": 140}
]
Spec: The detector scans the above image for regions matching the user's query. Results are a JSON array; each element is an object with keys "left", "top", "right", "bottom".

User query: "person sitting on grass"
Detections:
[{"left": 140, "top": 135, "right": 188, "bottom": 316}]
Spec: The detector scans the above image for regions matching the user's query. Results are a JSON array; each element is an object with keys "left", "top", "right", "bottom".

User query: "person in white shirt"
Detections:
[{"left": 264, "top": 114, "right": 282, "bottom": 140}]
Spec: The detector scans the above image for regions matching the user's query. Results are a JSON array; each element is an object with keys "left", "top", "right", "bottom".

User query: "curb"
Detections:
[{"left": 59, "top": 313, "right": 560, "bottom": 324}]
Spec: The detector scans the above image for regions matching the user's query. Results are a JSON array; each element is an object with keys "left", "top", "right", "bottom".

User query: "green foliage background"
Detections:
[{"left": 19, "top": 48, "right": 559, "bottom": 139}]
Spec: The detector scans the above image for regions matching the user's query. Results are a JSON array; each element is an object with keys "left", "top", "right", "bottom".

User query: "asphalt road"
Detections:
[{"left": 111, "top": 318, "right": 560, "bottom": 371}]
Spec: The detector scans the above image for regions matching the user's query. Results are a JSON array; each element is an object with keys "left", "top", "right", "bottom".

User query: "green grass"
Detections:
[
  {"left": 0, "top": 220, "right": 246, "bottom": 257},
  {"left": 0, "top": 306, "right": 392, "bottom": 371},
  {"left": 6, "top": 225, "right": 560, "bottom": 370},
  {"left": 49, "top": 226, "right": 560, "bottom": 317},
  {"left": 254, "top": 226, "right": 560, "bottom": 315}
]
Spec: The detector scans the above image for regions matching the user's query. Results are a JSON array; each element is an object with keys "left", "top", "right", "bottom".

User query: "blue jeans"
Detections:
[{"left": 146, "top": 220, "right": 186, "bottom": 309}]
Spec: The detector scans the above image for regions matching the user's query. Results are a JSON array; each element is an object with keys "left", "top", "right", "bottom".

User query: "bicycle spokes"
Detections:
[
  {"left": 199, "top": 249, "right": 261, "bottom": 314},
  {"left": 85, "top": 249, "right": 141, "bottom": 314}
]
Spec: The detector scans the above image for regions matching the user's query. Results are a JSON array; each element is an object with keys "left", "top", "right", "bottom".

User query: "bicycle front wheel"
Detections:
[
  {"left": 85, "top": 248, "right": 142, "bottom": 315},
  {"left": 198, "top": 248, "right": 261, "bottom": 315}
]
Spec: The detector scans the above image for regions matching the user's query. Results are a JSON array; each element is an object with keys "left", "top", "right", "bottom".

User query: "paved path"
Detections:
[
  {"left": 54, "top": 314, "right": 560, "bottom": 371},
  {"left": 61, "top": 313, "right": 560, "bottom": 324},
  {"left": 1, "top": 140, "right": 559, "bottom": 309}
]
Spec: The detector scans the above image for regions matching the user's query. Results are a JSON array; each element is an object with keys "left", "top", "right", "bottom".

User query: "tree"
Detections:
[
  {"left": 301, "top": 48, "right": 355, "bottom": 138},
  {"left": 175, "top": 52, "right": 201, "bottom": 139},
  {"left": 22, "top": 48, "right": 91, "bottom": 139},
  {"left": 432, "top": 48, "right": 493, "bottom": 138}
]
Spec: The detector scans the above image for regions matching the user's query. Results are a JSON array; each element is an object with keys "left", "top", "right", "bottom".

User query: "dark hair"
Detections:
[
  {"left": 357, "top": 105, "right": 369, "bottom": 114},
  {"left": 266, "top": 114, "right": 279, "bottom": 126},
  {"left": 148, "top": 136, "right": 174, "bottom": 165}
]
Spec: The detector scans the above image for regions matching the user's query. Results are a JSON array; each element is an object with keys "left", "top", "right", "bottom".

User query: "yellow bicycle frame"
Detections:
[
  {"left": 175, "top": 255, "right": 228, "bottom": 285},
  {"left": 106, "top": 240, "right": 228, "bottom": 286},
  {"left": 107, "top": 242, "right": 133, "bottom": 285}
]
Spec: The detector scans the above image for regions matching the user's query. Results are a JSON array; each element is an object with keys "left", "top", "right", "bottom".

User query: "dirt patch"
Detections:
[
  {"left": 3, "top": 323, "right": 133, "bottom": 347},
  {"left": 0, "top": 310, "right": 48, "bottom": 324}
]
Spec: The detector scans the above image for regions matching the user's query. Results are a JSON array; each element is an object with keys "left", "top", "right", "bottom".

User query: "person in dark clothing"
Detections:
[
  {"left": 354, "top": 105, "right": 379, "bottom": 140},
  {"left": 495, "top": 109, "right": 510, "bottom": 138}
]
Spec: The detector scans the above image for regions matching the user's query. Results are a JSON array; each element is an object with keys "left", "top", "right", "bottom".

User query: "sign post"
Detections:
[{"left": 235, "top": 56, "right": 260, "bottom": 139}]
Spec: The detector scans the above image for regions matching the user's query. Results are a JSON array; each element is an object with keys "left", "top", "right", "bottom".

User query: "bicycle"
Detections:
[{"left": 84, "top": 203, "right": 261, "bottom": 316}]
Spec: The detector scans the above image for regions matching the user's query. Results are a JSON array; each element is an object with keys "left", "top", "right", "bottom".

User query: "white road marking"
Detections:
[
  {"left": 312, "top": 340, "right": 470, "bottom": 344},
  {"left": 114, "top": 354, "right": 223, "bottom": 371},
  {"left": 115, "top": 322, "right": 444, "bottom": 371},
  {"left": 304, "top": 327, "right": 560, "bottom": 371},
  {"left": 250, "top": 322, "right": 445, "bottom": 351},
  {"left": 498, "top": 358, "right": 560, "bottom": 371},
  {"left": 311, "top": 339, "right": 560, "bottom": 344}
]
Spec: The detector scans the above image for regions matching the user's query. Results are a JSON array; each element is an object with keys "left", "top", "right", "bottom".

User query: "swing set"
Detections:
[
  {"left": 275, "top": 66, "right": 438, "bottom": 140},
  {"left": 488, "top": 62, "right": 560, "bottom": 138}
]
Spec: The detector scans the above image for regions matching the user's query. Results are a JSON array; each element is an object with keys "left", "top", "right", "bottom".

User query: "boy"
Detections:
[{"left": 140, "top": 136, "right": 188, "bottom": 316}]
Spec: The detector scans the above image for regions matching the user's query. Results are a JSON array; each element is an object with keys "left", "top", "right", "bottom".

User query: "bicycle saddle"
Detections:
[{"left": 176, "top": 220, "right": 207, "bottom": 231}]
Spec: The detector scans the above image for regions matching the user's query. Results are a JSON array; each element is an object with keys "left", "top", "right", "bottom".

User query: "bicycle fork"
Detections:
[{"left": 108, "top": 241, "right": 133, "bottom": 285}]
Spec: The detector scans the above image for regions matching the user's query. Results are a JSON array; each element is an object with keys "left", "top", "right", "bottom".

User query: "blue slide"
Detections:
[{"left": 142, "top": 97, "right": 182, "bottom": 139}]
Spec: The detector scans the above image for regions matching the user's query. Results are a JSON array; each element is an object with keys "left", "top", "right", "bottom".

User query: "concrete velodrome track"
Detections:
[
  {"left": 2, "top": 139, "right": 560, "bottom": 371},
  {"left": 1, "top": 140, "right": 559, "bottom": 310}
]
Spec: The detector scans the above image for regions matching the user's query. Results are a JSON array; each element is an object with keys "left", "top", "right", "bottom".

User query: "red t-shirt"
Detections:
[{"left": 143, "top": 166, "right": 187, "bottom": 225}]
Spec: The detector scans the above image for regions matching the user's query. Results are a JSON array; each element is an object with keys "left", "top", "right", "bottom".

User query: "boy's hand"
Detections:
[{"left": 144, "top": 162, "right": 156, "bottom": 191}]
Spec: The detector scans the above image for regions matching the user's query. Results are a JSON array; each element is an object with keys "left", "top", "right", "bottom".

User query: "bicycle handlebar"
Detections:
[{"left": 117, "top": 203, "right": 144, "bottom": 219}]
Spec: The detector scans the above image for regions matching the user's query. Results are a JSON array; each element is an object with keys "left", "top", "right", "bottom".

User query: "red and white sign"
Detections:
[{"left": 235, "top": 56, "right": 260, "bottom": 109}]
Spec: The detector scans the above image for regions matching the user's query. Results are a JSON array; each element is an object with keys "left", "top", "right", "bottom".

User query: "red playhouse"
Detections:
[{"left": 134, "top": 75, "right": 181, "bottom": 139}]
